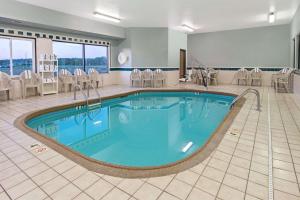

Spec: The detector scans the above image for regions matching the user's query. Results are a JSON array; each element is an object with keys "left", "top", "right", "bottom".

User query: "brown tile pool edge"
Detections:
[{"left": 14, "top": 89, "right": 245, "bottom": 178}]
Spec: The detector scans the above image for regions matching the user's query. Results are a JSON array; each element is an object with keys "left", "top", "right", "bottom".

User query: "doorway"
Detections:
[{"left": 179, "top": 49, "right": 186, "bottom": 78}]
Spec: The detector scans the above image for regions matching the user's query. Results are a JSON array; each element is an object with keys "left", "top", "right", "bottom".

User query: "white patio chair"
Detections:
[
  {"left": 20, "top": 70, "right": 40, "bottom": 98},
  {"left": 273, "top": 68, "right": 294, "bottom": 93},
  {"left": 88, "top": 68, "right": 103, "bottom": 88},
  {"left": 59, "top": 69, "right": 74, "bottom": 92},
  {"left": 74, "top": 68, "right": 90, "bottom": 89},
  {"left": 236, "top": 68, "right": 249, "bottom": 85},
  {"left": 153, "top": 69, "right": 166, "bottom": 88},
  {"left": 142, "top": 69, "right": 153, "bottom": 87},
  {"left": 190, "top": 68, "right": 199, "bottom": 84},
  {"left": 130, "top": 69, "right": 142, "bottom": 87},
  {"left": 250, "top": 68, "right": 263, "bottom": 86},
  {"left": 0, "top": 72, "right": 12, "bottom": 100},
  {"left": 271, "top": 67, "right": 290, "bottom": 87},
  {"left": 209, "top": 69, "right": 218, "bottom": 86}
]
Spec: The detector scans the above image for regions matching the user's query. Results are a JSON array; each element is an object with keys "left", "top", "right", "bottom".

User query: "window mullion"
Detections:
[
  {"left": 83, "top": 44, "right": 86, "bottom": 72},
  {"left": 9, "top": 39, "right": 13, "bottom": 76}
]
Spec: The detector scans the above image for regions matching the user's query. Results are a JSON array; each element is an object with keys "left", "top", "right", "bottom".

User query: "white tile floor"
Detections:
[{"left": 0, "top": 84, "right": 300, "bottom": 200}]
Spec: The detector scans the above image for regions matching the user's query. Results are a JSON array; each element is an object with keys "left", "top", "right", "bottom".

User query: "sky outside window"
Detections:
[
  {"left": 0, "top": 38, "right": 10, "bottom": 74},
  {"left": 12, "top": 39, "right": 33, "bottom": 75},
  {"left": 53, "top": 42, "right": 84, "bottom": 73}
]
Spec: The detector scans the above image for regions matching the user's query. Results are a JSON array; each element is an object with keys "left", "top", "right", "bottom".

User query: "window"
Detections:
[
  {"left": 53, "top": 41, "right": 109, "bottom": 74},
  {"left": 53, "top": 42, "right": 84, "bottom": 73},
  {"left": 0, "top": 37, "right": 34, "bottom": 76},
  {"left": 85, "top": 44, "right": 109, "bottom": 73},
  {"left": 0, "top": 38, "right": 10, "bottom": 75}
]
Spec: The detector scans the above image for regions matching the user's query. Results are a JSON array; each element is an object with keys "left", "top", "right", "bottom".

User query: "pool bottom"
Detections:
[{"left": 14, "top": 89, "right": 245, "bottom": 178}]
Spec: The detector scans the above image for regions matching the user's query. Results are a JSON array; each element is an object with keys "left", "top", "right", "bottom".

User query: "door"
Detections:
[{"left": 179, "top": 49, "right": 186, "bottom": 78}]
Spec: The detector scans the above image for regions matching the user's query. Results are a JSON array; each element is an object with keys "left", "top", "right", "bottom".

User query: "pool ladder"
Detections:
[
  {"left": 230, "top": 88, "right": 261, "bottom": 111},
  {"left": 73, "top": 84, "right": 101, "bottom": 107}
]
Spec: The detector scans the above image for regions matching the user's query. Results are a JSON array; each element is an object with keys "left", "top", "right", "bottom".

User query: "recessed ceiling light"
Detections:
[
  {"left": 268, "top": 12, "right": 276, "bottom": 23},
  {"left": 93, "top": 12, "right": 121, "bottom": 23},
  {"left": 181, "top": 24, "right": 195, "bottom": 32}
]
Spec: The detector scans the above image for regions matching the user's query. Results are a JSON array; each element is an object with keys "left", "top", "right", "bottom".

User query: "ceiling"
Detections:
[{"left": 16, "top": 0, "right": 300, "bottom": 33}]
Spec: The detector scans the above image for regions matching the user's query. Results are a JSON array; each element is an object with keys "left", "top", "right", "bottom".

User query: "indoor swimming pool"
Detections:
[{"left": 25, "top": 91, "right": 235, "bottom": 169}]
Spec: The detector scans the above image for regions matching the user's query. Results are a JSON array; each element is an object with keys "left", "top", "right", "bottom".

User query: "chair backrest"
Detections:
[
  {"left": 0, "top": 72, "right": 11, "bottom": 90},
  {"left": 130, "top": 69, "right": 141, "bottom": 80},
  {"left": 20, "top": 70, "right": 39, "bottom": 85},
  {"left": 237, "top": 68, "right": 248, "bottom": 78},
  {"left": 74, "top": 68, "right": 87, "bottom": 77},
  {"left": 88, "top": 68, "right": 99, "bottom": 75},
  {"left": 252, "top": 68, "right": 261, "bottom": 73},
  {"left": 279, "top": 67, "right": 290, "bottom": 74},
  {"left": 154, "top": 69, "right": 165, "bottom": 80},
  {"left": 142, "top": 69, "right": 153, "bottom": 79},
  {"left": 59, "top": 69, "right": 72, "bottom": 76},
  {"left": 251, "top": 68, "right": 262, "bottom": 78}
]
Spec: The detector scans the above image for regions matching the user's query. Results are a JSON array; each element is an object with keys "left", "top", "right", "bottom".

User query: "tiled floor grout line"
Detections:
[
  {"left": 267, "top": 88, "right": 274, "bottom": 200},
  {"left": 0, "top": 183, "right": 12, "bottom": 200},
  {"left": 0, "top": 130, "right": 98, "bottom": 200},
  {"left": 214, "top": 94, "right": 257, "bottom": 199},
  {"left": 0, "top": 147, "right": 53, "bottom": 200},
  {"left": 184, "top": 156, "right": 215, "bottom": 199},
  {"left": 274, "top": 92, "right": 300, "bottom": 197},
  {"left": 244, "top": 87, "right": 265, "bottom": 200},
  {"left": 149, "top": 175, "right": 178, "bottom": 199},
  {"left": 281, "top": 94, "right": 300, "bottom": 191}
]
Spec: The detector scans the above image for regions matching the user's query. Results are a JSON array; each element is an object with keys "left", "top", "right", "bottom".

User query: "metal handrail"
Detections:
[
  {"left": 87, "top": 84, "right": 101, "bottom": 105},
  {"left": 199, "top": 67, "right": 209, "bottom": 90},
  {"left": 73, "top": 84, "right": 89, "bottom": 106},
  {"left": 230, "top": 88, "right": 261, "bottom": 111},
  {"left": 73, "top": 83, "right": 102, "bottom": 125}
]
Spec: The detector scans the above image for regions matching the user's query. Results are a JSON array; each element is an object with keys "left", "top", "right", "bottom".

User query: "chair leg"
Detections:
[{"left": 6, "top": 90, "right": 9, "bottom": 100}]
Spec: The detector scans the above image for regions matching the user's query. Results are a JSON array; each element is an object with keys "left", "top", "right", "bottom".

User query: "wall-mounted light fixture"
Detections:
[
  {"left": 93, "top": 12, "right": 121, "bottom": 23},
  {"left": 268, "top": 12, "right": 276, "bottom": 23},
  {"left": 181, "top": 24, "right": 195, "bottom": 32}
]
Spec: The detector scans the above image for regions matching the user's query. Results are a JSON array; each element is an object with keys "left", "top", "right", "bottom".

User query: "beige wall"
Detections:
[{"left": 36, "top": 38, "right": 53, "bottom": 61}]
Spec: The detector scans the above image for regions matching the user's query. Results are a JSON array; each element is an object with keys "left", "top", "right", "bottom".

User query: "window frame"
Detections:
[
  {"left": 0, "top": 35, "right": 36, "bottom": 76},
  {"left": 298, "top": 35, "right": 300, "bottom": 70},
  {"left": 52, "top": 40, "right": 110, "bottom": 73}
]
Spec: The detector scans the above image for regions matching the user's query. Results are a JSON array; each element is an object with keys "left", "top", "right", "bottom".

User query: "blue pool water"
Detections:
[{"left": 27, "top": 92, "right": 234, "bottom": 167}]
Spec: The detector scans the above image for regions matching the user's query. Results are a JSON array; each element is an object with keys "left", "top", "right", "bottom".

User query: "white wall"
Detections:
[
  {"left": 168, "top": 29, "right": 187, "bottom": 68},
  {"left": 117, "top": 28, "right": 169, "bottom": 67},
  {"left": 188, "top": 24, "right": 291, "bottom": 68}
]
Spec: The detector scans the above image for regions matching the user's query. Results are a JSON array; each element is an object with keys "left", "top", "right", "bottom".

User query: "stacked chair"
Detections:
[
  {"left": 236, "top": 68, "right": 249, "bottom": 85},
  {"left": 250, "top": 68, "right": 263, "bottom": 86},
  {"left": 142, "top": 69, "right": 153, "bottom": 87},
  {"left": 58, "top": 69, "right": 74, "bottom": 92},
  {"left": 153, "top": 69, "right": 166, "bottom": 87},
  {"left": 88, "top": 68, "right": 103, "bottom": 88},
  {"left": 74, "top": 68, "right": 91, "bottom": 89},
  {"left": 0, "top": 72, "right": 12, "bottom": 100},
  {"left": 130, "top": 68, "right": 166, "bottom": 88},
  {"left": 130, "top": 69, "right": 142, "bottom": 87},
  {"left": 20, "top": 70, "right": 40, "bottom": 98},
  {"left": 208, "top": 69, "right": 218, "bottom": 86},
  {"left": 272, "top": 67, "right": 294, "bottom": 93}
]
